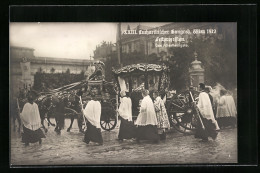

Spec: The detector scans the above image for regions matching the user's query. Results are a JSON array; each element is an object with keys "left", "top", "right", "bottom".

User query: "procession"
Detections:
[{"left": 10, "top": 22, "right": 237, "bottom": 164}]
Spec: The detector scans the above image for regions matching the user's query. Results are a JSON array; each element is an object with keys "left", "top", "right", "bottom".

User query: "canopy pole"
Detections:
[{"left": 116, "top": 23, "right": 123, "bottom": 67}]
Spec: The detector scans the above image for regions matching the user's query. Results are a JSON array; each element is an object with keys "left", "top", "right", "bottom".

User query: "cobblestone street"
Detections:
[{"left": 10, "top": 119, "right": 237, "bottom": 165}]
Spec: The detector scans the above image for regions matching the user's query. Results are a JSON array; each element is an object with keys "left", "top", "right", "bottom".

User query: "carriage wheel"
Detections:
[
  {"left": 168, "top": 111, "right": 197, "bottom": 135},
  {"left": 100, "top": 111, "right": 117, "bottom": 131},
  {"left": 167, "top": 90, "right": 200, "bottom": 135}
]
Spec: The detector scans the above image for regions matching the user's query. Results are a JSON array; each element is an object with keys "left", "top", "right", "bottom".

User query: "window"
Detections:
[{"left": 128, "top": 44, "right": 131, "bottom": 53}]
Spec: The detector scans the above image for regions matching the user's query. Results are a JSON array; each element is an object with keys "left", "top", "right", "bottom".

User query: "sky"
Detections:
[{"left": 10, "top": 22, "right": 170, "bottom": 60}]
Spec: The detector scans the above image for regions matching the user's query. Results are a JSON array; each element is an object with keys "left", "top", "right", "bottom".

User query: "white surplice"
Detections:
[
  {"left": 83, "top": 100, "right": 101, "bottom": 128},
  {"left": 118, "top": 97, "right": 132, "bottom": 121},
  {"left": 216, "top": 95, "right": 237, "bottom": 118},
  {"left": 135, "top": 95, "right": 158, "bottom": 126},
  {"left": 21, "top": 102, "right": 42, "bottom": 131},
  {"left": 197, "top": 92, "right": 219, "bottom": 130}
]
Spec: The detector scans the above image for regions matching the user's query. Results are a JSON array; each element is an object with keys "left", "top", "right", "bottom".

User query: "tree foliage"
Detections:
[
  {"left": 33, "top": 71, "right": 84, "bottom": 91},
  {"left": 104, "top": 24, "right": 237, "bottom": 91},
  {"left": 167, "top": 30, "right": 237, "bottom": 90}
]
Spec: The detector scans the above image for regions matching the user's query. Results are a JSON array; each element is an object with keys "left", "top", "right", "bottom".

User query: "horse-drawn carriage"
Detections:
[
  {"left": 13, "top": 61, "right": 118, "bottom": 133},
  {"left": 112, "top": 63, "right": 201, "bottom": 134},
  {"left": 14, "top": 80, "right": 118, "bottom": 133},
  {"left": 13, "top": 62, "right": 202, "bottom": 135}
]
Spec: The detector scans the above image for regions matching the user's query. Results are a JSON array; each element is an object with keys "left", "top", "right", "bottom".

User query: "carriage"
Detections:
[
  {"left": 35, "top": 79, "right": 117, "bottom": 132},
  {"left": 112, "top": 63, "right": 200, "bottom": 134},
  {"left": 14, "top": 61, "right": 118, "bottom": 133},
  {"left": 14, "top": 62, "right": 201, "bottom": 135}
]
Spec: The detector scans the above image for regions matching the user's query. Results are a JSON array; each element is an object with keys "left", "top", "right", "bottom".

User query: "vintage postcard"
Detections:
[{"left": 10, "top": 22, "right": 237, "bottom": 165}]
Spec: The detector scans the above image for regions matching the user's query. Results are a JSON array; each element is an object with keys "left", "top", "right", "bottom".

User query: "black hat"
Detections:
[
  {"left": 27, "top": 89, "right": 38, "bottom": 98},
  {"left": 199, "top": 83, "right": 205, "bottom": 90}
]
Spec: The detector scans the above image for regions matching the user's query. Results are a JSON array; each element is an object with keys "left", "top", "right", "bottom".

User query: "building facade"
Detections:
[
  {"left": 10, "top": 46, "right": 92, "bottom": 98},
  {"left": 119, "top": 23, "right": 229, "bottom": 60}
]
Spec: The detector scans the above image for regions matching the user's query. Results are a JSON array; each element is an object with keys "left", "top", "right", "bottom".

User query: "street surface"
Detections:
[{"left": 10, "top": 118, "right": 237, "bottom": 165}]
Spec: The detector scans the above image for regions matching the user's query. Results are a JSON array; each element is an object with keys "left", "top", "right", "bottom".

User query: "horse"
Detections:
[
  {"left": 41, "top": 93, "right": 84, "bottom": 134},
  {"left": 62, "top": 93, "right": 84, "bottom": 133},
  {"left": 35, "top": 95, "right": 56, "bottom": 133}
]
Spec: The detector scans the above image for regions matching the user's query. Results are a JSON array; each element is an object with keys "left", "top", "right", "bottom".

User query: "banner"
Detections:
[{"left": 20, "top": 59, "right": 31, "bottom": 81}]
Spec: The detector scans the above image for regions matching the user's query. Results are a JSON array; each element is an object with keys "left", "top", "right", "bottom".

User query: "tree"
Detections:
[
  {"left": 101, "top": 24, "right": 237, "bottom": 90},
  {"left": 38, "top": 67, "right": 43, "bottom": 73},
  {"left": 168, "top": 24, "right": 237, "bottom": 90},
  {"left": 66, "top": 68, "right": 70, "bottom": 74},
  {"left": 50, "top": 67, "right": 55, "bottom": 73}
]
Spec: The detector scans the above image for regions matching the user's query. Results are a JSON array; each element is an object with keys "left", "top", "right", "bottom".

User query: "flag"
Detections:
[{"left": 20, "top": 61, "right": 31, "bottom": 80}]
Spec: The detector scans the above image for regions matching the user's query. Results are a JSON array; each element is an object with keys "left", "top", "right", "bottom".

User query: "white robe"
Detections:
[
  {"left": 135, "top": 95, "right": 158, "bottom": 126},
  {"left": 21, "top": 102, "right": 42, "bottom": 131},
  {"left": 83, "top": 100, "right": 101, "bottom": 128},
  {"left": 216, "top": 95, "right": 237, "bottom": 118},
  {"left": 197, "top": 92, "right": 219, "bottom": 129},
  {"left": 118, "top": 97, "right": 132, "bottom": 121}
]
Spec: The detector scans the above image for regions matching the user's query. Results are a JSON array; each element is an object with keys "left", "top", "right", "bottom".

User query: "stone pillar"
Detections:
[
  {"left": 20, "top": 57, "right": 32, "bottom": 88},
  {"left": 189, "top": 52, "right": 204, "bottom": 91}
]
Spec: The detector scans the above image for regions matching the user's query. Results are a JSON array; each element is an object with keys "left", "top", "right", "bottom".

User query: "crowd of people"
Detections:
[{"left": 16, "top": 82, "right": 237, "bottom": 146}]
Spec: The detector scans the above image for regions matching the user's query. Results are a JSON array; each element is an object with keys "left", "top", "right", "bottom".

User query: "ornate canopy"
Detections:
[{"left": 112, "top": 63, "right": 169, "bottom": 76}]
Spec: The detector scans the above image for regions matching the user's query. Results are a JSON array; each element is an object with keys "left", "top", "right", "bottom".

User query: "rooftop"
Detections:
[{"left": 10, "top": 46, "right": 35, "bottom": 51}]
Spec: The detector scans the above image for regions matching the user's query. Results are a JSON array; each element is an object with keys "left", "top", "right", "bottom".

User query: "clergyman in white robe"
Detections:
[
  {"left": 21, "top": 102, "right": 42, "bottom": 131},
  {"left": 197, "top": 92, "right": 218, "bottom": 126},
  {"left": 118, "top": 96, "right": 132, "bottom": 121},
  {"left": 83, "top": 100, "right": 101, "bottom": 129},
  {"left": 118, "top": 92, "right": 136, "bottom": 140},
  {"left": 135, "top": 95, "right": 158, "bottom": 126},
  {"left": 195, "top": 90, "right": 219, "bottom": 141},
  {"left": 83, "top": 99, "right": 103, "bottom": 144},
  {"left": 135, "top": 90, "right": 159, "bottom": 142},
  {"left": 21, "top": 102, "right": 46, "bottom": 145},
  {"left": 216, "top": 92, "right": 237, "bottom": 128}
]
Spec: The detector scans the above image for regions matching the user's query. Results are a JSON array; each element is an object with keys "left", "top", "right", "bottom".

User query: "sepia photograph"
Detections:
[{"left": 10, "top": 22, "right": 237, "bottom": 165}]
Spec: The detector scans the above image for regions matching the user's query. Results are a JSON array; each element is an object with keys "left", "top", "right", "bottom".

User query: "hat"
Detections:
[
  {"left": 199, "top": 83, "right": 205, "bottom": 90},
  {"left": 93, "top": 61, "right": 105, "bottom": 66},
  {"left": 27, "top": 90, "right": 38, "bottom": 99},
  {"left": 141, "top": 89, "right": 149, "bottom": 96},
  {"left": 205, "top": 86, "right": 212, "bottom": 92}
]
